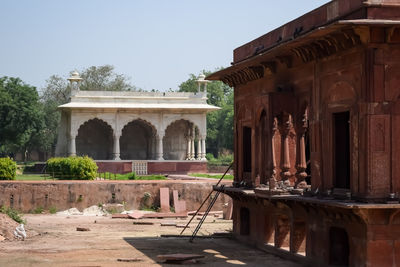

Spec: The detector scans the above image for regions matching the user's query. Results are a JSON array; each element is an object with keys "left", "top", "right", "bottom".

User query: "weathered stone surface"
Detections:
[
  {"left": 160, "top": 188, "right": 170, "bottom": 213},
  {"left": 127, "top": 211, "right": 144, "bottom": 220},
  {"left": 0, "top": 180, "right": 231, "bottom": 213},
  {"left": 173, "top": 190, "right": 187, "bottom": 214}
]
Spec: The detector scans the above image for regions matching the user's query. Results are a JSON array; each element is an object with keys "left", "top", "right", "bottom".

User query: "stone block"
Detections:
[{"left": 160, "top": 187, "right": 170, "bottom": 213}]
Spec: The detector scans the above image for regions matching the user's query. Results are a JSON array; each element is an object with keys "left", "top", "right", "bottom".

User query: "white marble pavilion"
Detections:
[{"left": 55, "top": 72, "right": 219, "bottom": 161}]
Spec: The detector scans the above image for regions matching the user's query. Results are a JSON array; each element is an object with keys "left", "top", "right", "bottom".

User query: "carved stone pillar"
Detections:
[
  {"left": 281, "top": 113, "right": 293, "bottom": 186},
  {"left": 290, "top": 221, "right": 306, "bottom": 253},
  {"left": 197, "top": 138, "right": 201, "bottom": 160},
  {"left": 201, "top": 136, "right": 207, "bottom": 161},
  {"left": 113, "top": 134, "right": 121, "bottom": 160},
  {"left": 186, "top": 129, "right": 191, "bottom": 160},
  {"left": 296, "top": 110, "right": 308, "bottom": 188},
  {"left": 274, "top": 215, "right": 290, "bottom": 248},
  {"left": 152, "top": 135, "right": 157, "bottom": 160},
  {"left": 190, "top": 126, "right": 195, "bottom": 160},
  {"left": 269, "top": 118, "right": 278, "bottom": 190},
  {"left": 68, "top": 134, "right": 76, "bottom": 156},
  {"left": 156, "top": 133, "right": 164, "bottom": 160}
]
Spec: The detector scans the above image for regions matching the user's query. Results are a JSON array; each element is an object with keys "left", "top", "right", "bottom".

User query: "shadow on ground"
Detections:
[{"left": 123, "top": 236, "right": 302, "bottom": 267}]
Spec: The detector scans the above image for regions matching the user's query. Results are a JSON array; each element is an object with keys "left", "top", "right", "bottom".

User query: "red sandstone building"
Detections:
[{"left": 208, "top": 1, "right": 400, "bottom": 266}]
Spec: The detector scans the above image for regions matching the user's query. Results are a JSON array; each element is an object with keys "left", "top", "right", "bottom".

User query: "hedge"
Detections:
[
  {"left": 46, "top": 156, "right": 98, "bottom": 180},
  {"left": 0, "top": 157, "right": 17, "bottom": 180}
]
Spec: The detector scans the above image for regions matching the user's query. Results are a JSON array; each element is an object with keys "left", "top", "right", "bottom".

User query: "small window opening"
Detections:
[
  {"left": 240, "top": 207, "right": 250, "bottom": 235},
  {"left": 329, "top": 227, "right": 349, "bottom": 266}
]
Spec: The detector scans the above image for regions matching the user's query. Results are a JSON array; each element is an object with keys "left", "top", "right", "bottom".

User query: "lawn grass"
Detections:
[
  {"left": 189, "top": 173, "right": 234, "bottom": 180},
  {"left": 15, "top": 174, "right": 52, "bottom": 181}
]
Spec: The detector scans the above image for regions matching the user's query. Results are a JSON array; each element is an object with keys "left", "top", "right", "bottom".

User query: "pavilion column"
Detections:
[
  {"left": 68, "top": 134, "right": 76, "bottom": 156},
  {"left": 201, "top": 135, "right": 207, "bottom": 161},
  {"left": 152, "top": 135, "right": 157, "bottom": 160},
  {"left": 156, "top": 133, "right": 164, "bottom": 160},
  {"left": 186, "top": 129, "right": 191, "bottom": 160},
  {"left": 190, "top": 125, "right": 195, "bottom": 160},
  {"left": 113, "top": 134, "right": 121, "bottom": 160},
  {"left": 197, "top": 137, "right": 202, "bottom": 160}
]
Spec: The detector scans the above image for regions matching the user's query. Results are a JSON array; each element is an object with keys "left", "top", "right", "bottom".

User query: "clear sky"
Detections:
[{"left": 0, "top": 0, "right": 330, "bottom": 92}]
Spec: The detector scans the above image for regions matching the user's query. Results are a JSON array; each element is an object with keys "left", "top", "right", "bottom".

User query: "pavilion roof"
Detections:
[{"left": 58, "top": 91, "right": 220, "bottom": 112}]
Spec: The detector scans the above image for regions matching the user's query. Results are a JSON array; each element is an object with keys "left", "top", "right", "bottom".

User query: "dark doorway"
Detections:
[
  {"left": 259, "top": 111, "right": 268, "bottom": 183},
  {"left": 240, "top": 207, "right": 250, "bottom": 235},
  {"left": 76, "top": 119, "right": 113, "bottom": 160},
  {"left": 333, "top": 112, "right": 350, "bottom": 189},
  {"left": 120, "top": 120, "right": 155, "bottom": 160},
  {"left": 329, "top": 227, "right": 349, "bottom": 266},
  {"left": 243, "top": 127, "right": 252, "bottom": 172}
]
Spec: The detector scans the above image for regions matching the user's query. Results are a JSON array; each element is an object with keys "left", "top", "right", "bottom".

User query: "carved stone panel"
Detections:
[{"left": 368, "top": 115, "right": 391, "bottom": 197}]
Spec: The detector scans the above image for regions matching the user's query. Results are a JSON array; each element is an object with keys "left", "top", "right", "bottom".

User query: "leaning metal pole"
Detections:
[
  {"left": 190, "top": 185, "right": 224, "bottom": 242},
  {"left": 179, "top": 161, "right": 233, "bottom": 235}
]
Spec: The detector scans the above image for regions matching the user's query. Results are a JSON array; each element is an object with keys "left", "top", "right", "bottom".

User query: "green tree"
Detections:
[
  {"left": 79, "top": 65, "right": 136, "bottom": 91},
  {"left": 0, "top": 77, "right": 45, "bottom": 159},
  {"left": 40, "top": 65, "right": 138, "bottom": 155},
  {"left": 178, "top": 70, "right": 234, "bottom": 156}
]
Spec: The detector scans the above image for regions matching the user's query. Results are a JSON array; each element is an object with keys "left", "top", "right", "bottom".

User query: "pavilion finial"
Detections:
[
  {"left": 196, "top": 73, "right": 209, "bottom": 93},
  {"left": 67, "top": 70, "right": 83, "bottom": 95}
]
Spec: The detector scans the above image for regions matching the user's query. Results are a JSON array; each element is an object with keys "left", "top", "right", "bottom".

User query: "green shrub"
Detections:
[
  {"left": 128, "top": 171, "right": 137, "bottom": 180},
  {"left": 49, "top": 206, "right": 57, "bottom": 214},
  {"left": 46, "top": 156, "right": 98, "bottom": 180},
  {"left": 0, "top": 206, "right": 25, "bottom": 224},
  {"left": 33, "top": 206, "right": 44, "bottom": 214},
  {"left": 0, "top": 157, "right": 17, "bottom": 180},
  {"left": 206, "top": 153, "right": 233, "bottom": 166}
]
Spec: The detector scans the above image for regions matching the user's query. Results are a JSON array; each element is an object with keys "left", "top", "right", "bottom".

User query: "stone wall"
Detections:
[{"left": 0, "top": 180, "right": 231, "bottom": 213}]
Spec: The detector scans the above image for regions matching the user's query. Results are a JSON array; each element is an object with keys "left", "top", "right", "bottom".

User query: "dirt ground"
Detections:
[{"left": 0, "top": 213, "right": 301, "bottom": 267}]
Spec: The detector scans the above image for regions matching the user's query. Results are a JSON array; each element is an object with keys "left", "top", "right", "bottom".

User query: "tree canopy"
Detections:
[
  {"left": 0, "top": 77, "right": 45, "bottom": 158},
  {"left": 79, "top": 65, "right": 136, "bottom": 92},
  {"left": 38, "top": 65, "right": 138, "bottom": 156}
]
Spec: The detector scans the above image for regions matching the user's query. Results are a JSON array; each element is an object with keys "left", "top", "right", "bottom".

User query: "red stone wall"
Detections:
[
  {"left": 95, "top": 161, "right": 208, "bottom": 175},
  {"left": 0, "top": 180, "right": 231, "bottom": 213},
  {"left": 230, "top": 198, "right": 400, "bottom": 266},
  {"left": 147, "top": 161, "right": 207, "bottom": 174},
  {"left": 96, "top": 161, "right": 132, "bottom": 174}
]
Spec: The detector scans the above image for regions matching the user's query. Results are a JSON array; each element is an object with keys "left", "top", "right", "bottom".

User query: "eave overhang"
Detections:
[{"left": 207, "top": 19, "right": 400, "bottom": 87}]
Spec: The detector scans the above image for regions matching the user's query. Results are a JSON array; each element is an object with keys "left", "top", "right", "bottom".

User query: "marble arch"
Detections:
[{"left": 76, "top": 118, "right": 114, "bottom": 160}]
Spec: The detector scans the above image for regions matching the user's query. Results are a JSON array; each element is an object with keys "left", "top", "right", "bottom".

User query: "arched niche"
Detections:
[
  {"left": 324, "top": 81, "right": 356, "bottom": 106},
  {"left": 76, "top": 118, "right": 113, "bottom": 160},
  {"left": 120, "top": 119, "right": 156, "bottom": 160},
  {"left": 163, "top": 119, "right": 193, "bottom": 160}
]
